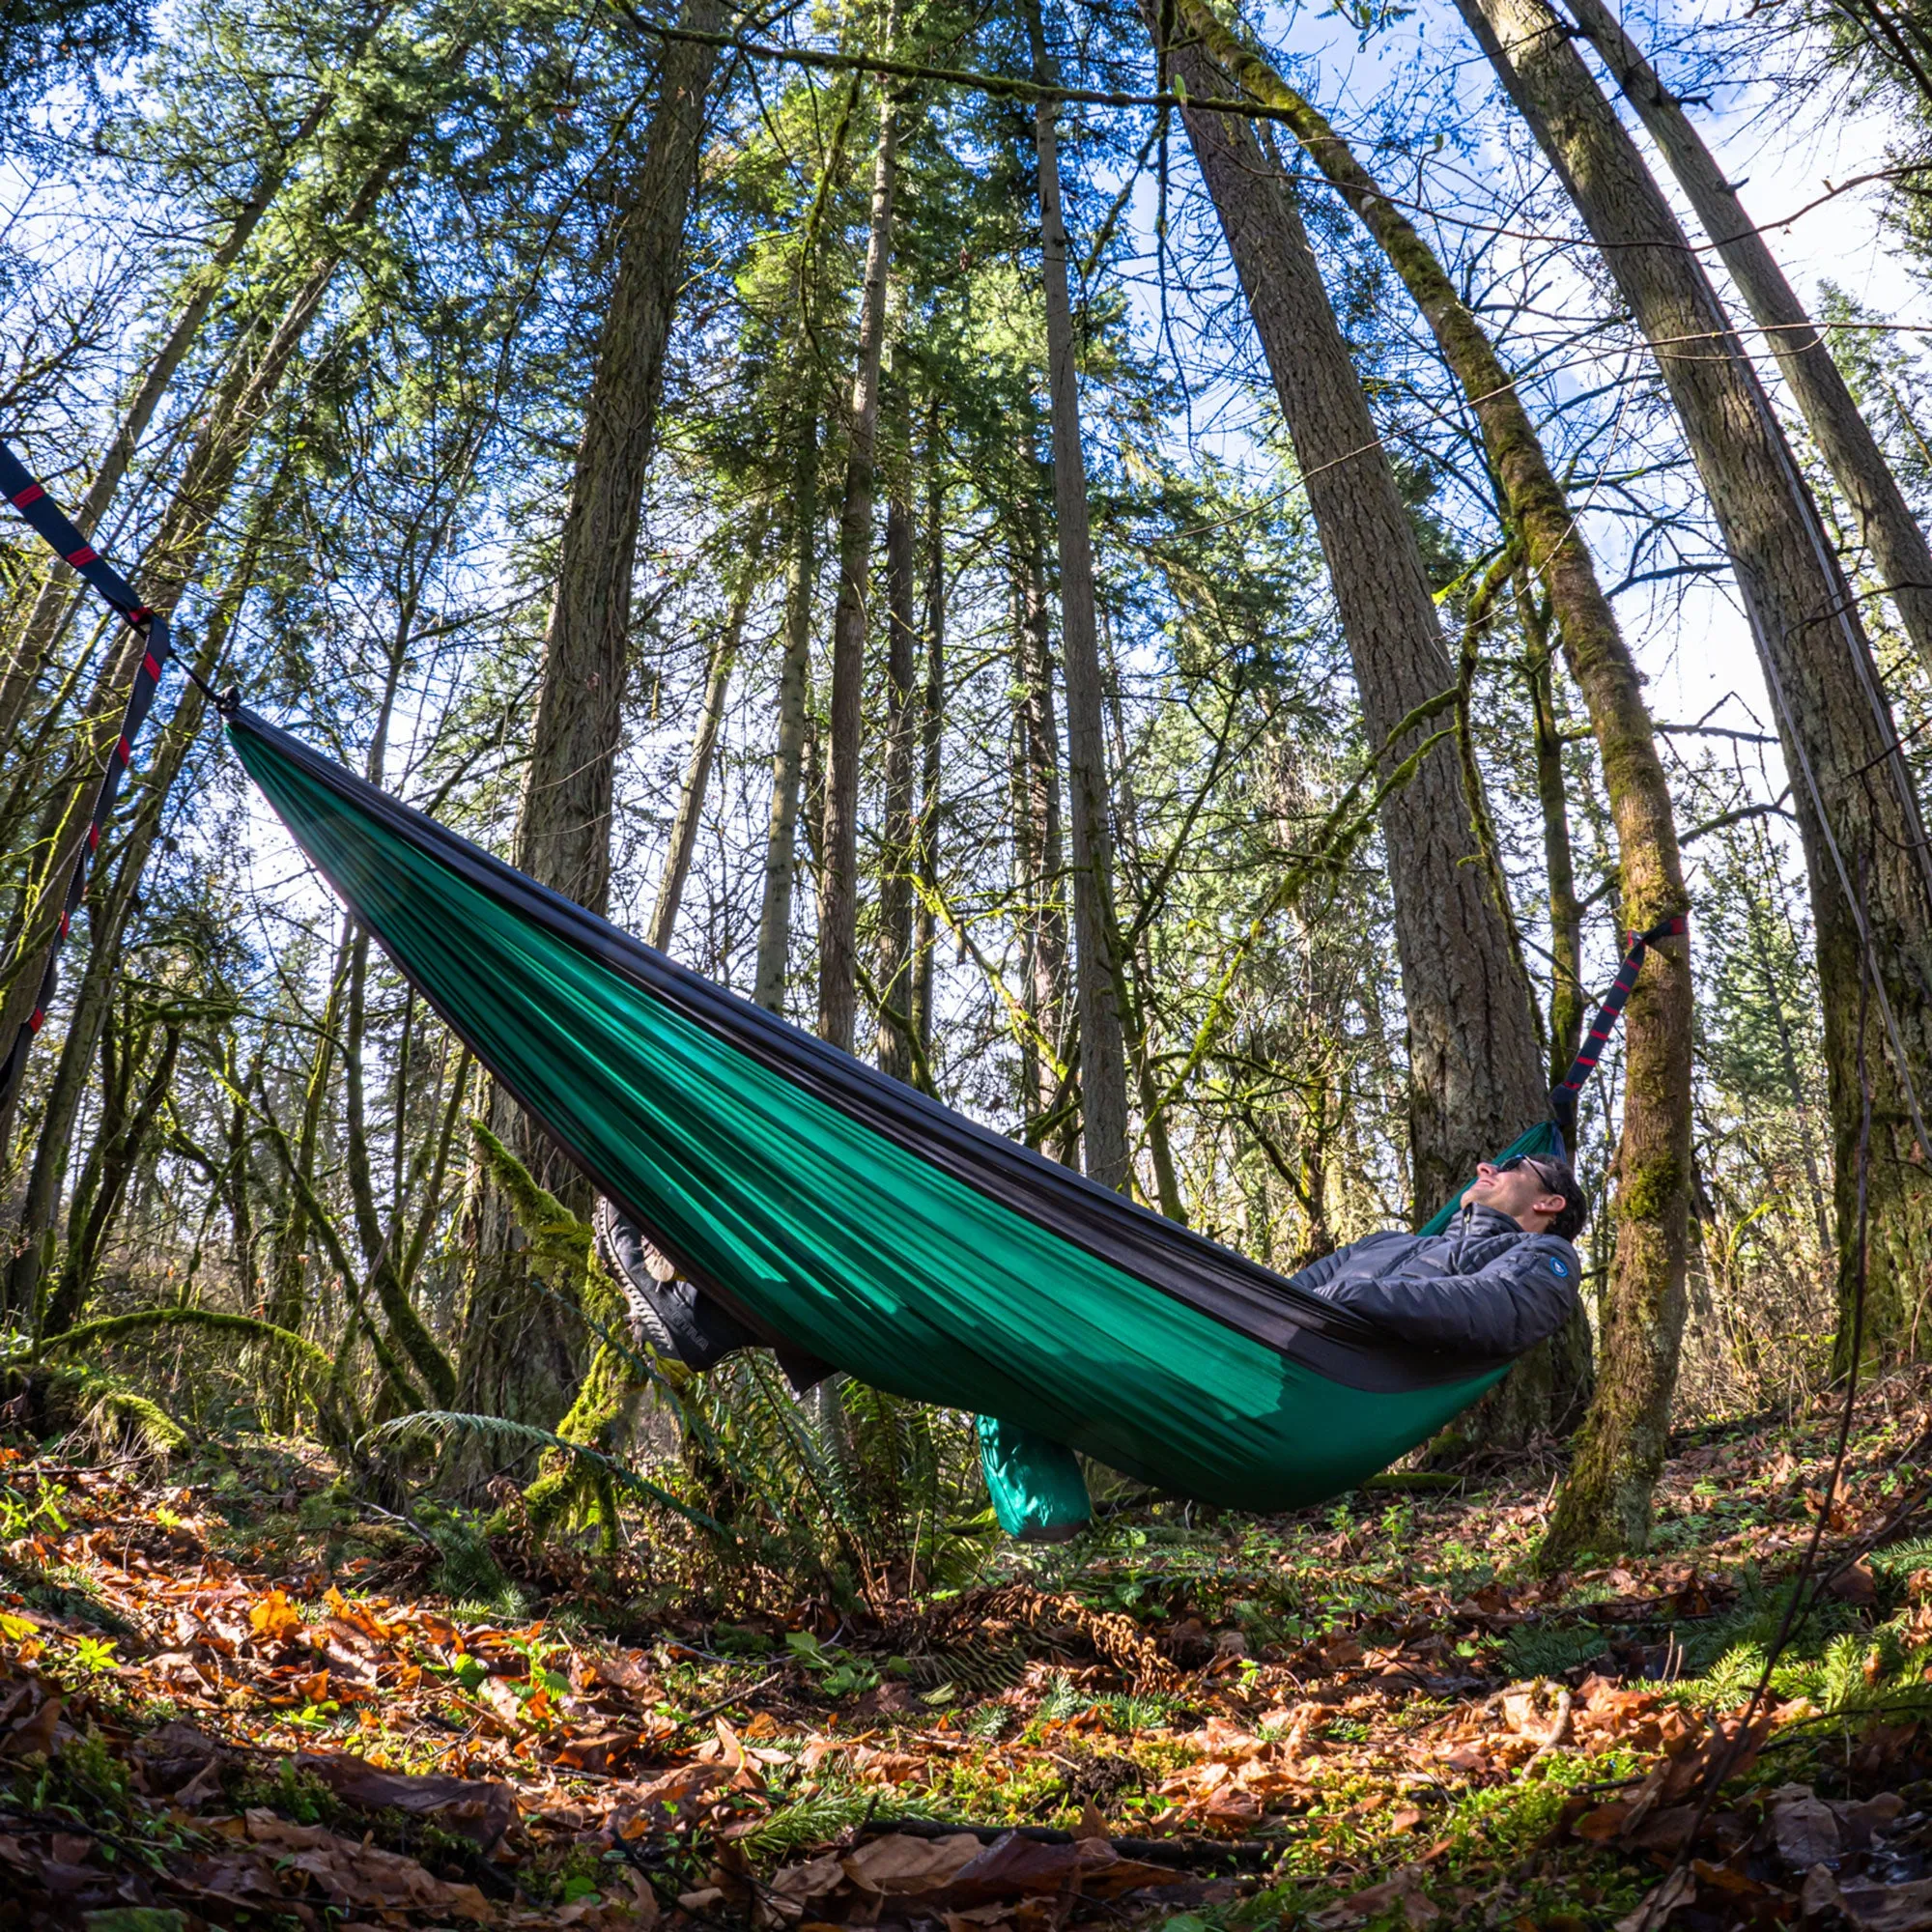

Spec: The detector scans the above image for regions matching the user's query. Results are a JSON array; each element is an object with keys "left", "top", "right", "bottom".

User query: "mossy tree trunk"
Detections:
[
  {"left": 1453, "top": 0, "right": 1932, "bottom": 1381},
  {"left": 1170, "top": 0, "right": 1694, "bottom": 1515},
  {"left": 461, "top": 0, "right": 725, "bottom": 1443},
  {"left": 1145, "top": 0, "right": 1548, "bottom": 1215}
]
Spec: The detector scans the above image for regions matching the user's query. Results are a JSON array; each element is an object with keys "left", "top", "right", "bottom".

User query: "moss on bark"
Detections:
[{"left": 1170, "top": 0, "right": 1692, "bottom": 1529}]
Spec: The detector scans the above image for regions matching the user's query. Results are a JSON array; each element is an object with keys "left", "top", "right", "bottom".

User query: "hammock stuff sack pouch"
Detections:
[{"left": 229, "top": 709, "right": 1515, "bottom": 1517}]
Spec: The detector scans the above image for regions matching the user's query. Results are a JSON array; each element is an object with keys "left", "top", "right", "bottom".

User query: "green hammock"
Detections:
[{"left": 229, "top": 710, "right": 1563, "bottom": 1526}]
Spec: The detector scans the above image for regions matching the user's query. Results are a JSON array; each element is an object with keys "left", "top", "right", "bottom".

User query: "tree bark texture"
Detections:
[
  {"left": 651, "top": 525, "right": 766, "bottom": 951},
  {"left": 514, "top": 0, "right": 725, "bottom": 919},
  {"left": 462, "top": 0, "right": 725, "bottom": 1447},
  {"left": 1015, "top": 544, "right": 1069, "bottom": 1139},
  {"left": 1524, "top": 607, "right": 1585, "bottom": 1082},
  {"left": 1454, "top": 0, "right": 1932, "bottom": 1375},
  {"left": 1027, "top": 3, "right": 1132, "bottom": 1193},
  {"left": 875, "top": 446, "right": 920, "bottom": 1081},
  {"left": 816, "top": 30, "right": 900, "bottom": 1055},
  {"left": 1171, "top": 0, "right": 1690, "bottom": 1531},
  {"left": 755, "top": 406, "right": 820, "bottom": 1013},
  {"left": 1564, "top": 0, "right": 1932, "bottom": 677},
  {"left": 1151, "top": 4, "right": 1547, "bottom": 1208}
]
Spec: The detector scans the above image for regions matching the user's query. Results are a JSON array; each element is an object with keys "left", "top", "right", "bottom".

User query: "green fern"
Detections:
[
  {"left": 1099, "top": 1691, "right": 1183, "bottom": 1733},
  {"left": 1696, "top": 1641, "right": 1769, "bottom": 1708},
  {"left": 966, "top": 1702, "right": 1011, "bottom": 1741},
  {"left": 360, "top": 1411, "right": 730, "bottom": 1540},
  {"left": 1818, "top": 1633, "right": 1870, "bottom": 1714}
]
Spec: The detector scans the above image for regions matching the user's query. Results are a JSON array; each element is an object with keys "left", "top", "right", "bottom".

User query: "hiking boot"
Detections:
[{"left": 593, "top": 1198, "right": 757, "bottom": 1373}]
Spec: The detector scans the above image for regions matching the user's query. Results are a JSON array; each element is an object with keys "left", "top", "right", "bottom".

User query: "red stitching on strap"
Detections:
[
  {"left": 66, "top": 545, "right": 98, "bottom": 567},
  {"left": 11, "top": 483, "right": 43, "bottom": 508}
]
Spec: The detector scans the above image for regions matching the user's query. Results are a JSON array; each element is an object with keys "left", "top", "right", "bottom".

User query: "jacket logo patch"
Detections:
[{"left": 1548, "top": 1256, "right": 1570, "bottom": 1278}]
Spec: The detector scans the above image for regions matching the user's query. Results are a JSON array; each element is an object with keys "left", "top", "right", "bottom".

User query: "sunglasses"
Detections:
[{"left": 1494, "top": 1154, "right": 1561, "bottom": 1194}]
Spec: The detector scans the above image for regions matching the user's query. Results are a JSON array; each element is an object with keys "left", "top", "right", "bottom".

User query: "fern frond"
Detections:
[{"left": 360, "top": 1410, "right": 731, "bottom": 1541}]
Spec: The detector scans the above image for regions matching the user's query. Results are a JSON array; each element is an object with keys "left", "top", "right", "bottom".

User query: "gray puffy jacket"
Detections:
[{"left": 1287, "top": 1204, "right": 1581, "bottom": 1357}]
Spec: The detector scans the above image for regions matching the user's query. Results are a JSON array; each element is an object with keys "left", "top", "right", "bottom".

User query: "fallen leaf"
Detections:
[
  {"left": 1312, "top": 1864, "right": 1438, "bottom": 1929},
  {"left": 1830, "top": 1559, "right": 1879, "bottom": 1605},
  {"left": 841, "top": 1833, "right": 985, "bottom": 1896},
  {"left": 555, "top": 1729, "right": 638, "bottom": 1773},
  {"left": 0, "top": 1684, "right": 62, "bottom": 1757},
  {"left": 1772, "top": 1792, "right": 1841, "bottom": 1869},
  {"left": 242, "top": 1808, "right": 495, "bottom": 1921},
  {"left": 247, "top": 1590, "right": 303, "bottom": 1644},
  {"left": 1837, "top": 1880, "right": 1932, "bottom": 1932},
  {"left": 767, "top": 1856, "right": 847, "bottom": 1906},
  {"left": 293, "top": 1750, "right": 517, "bottom": 1848},
  {"left": 1611, "top": 1866, "right": 1695, "bottom": 1932},
  {"left": 1573, "top": 1803, "right": 1633, "bottom": 1844}
]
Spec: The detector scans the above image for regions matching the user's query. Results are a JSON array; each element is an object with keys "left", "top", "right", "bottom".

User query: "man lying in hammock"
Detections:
[
  {"left": 598, "top": 1151, "right": 1585, "bottom": 1377},
  {"left": 1288, "top": 1153, "right": 1586, "bottom": 1357}
]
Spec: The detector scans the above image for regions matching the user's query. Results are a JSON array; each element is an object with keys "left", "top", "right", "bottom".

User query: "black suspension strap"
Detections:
[
  {"left": 1548, "top": 911, "right": 1689, "bottom": 1160},
  {"left": 0, "top": 438, "right": 174, "bottom": 1116}
]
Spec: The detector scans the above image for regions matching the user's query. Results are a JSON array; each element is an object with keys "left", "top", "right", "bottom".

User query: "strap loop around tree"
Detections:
[{"left": 1547, "top": 911, "right": 1689, "bottom": 1160}]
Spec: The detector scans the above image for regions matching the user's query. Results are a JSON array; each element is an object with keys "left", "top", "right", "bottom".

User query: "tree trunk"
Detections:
[
  {"left": 513, "top": 0, "right": 725, "bottom": 920},
  {"left": 1170, "top": 3, "right": 1690, "bottom": 1519},
  {"left": 1523, "top": 596, "right": 1585, "bottom": 1079},
  {"left": 651, "top": 524, "right": 766, "bottom": 951},
  {"left": 1454, "top": 0, "right": 1932, "bottom": 1377},
  {"left": 266, "top": 937, "right": 352, "bottom": 1344},
  {"left": 1101, "top": 619, "right": 1187, "bottom": 1222},
  {"left": 461, "top": 0, "right": 725, "bottom": 1444},
  {"left": 816, "top": 17, "right": 901, "bottom": 1055},
  {"left": 1026, "top": 0, "right": 1133, "bottom": 1192},
  {"left": 755, "top": 407, "right": 820, "bottom": 1013},
  {"left": 875, "top": 426, "right": 919, "bottom": 1080},
  {"left": 1564, "top": 0, "right": 1932, "bottom": 677},
  {"left": 1149, "top": 2, "right": 1547, "bottom": 1207},
  {"left": 1014, "top": 541, "right": 1070, "bottom": 1140},
  {"left": 0, "top": 144, "right": 409, "bottom": 1163},
  {"left": 911, "top": 401, "right": 945, "bottom": 1056}
]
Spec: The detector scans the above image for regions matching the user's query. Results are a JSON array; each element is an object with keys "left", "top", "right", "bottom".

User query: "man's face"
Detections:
[{"left": 1461, "top": 1159, "right": 1567, "bottom": 1233}]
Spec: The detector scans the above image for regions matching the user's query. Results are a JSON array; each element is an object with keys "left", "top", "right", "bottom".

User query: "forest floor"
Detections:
[{"left": 4, "top": 1374, "right": 1932, "bottom": 1932}]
